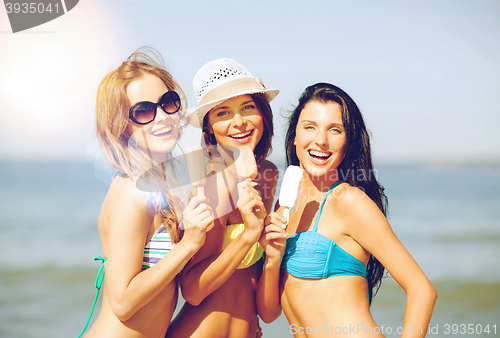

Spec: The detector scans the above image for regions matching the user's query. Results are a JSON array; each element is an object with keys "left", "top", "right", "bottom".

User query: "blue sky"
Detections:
[{"left": 1, "top": 0, "right": 499, "bottom": 164}]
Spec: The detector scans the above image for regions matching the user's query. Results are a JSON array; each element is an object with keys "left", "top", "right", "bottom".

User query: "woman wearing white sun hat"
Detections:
[{"left": 166, "top": 58, "right": 283, "bottom": 338}]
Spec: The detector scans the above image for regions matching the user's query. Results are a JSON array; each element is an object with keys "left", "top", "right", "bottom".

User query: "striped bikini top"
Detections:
[
  {"left": 80, "top": 224, "right": 173, "bottom": 337},
  {"left": 281, "top": 180, "right": 368, "bottom": 282},
  {"left": 142, "top": 225, "right": 174, "bottom": 269}
]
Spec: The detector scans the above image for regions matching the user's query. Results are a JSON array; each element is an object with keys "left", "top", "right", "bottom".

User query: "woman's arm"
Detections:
[
  {"left": 104, "top": 179, "right": 211, "bottom": 321},
  {"left": 179, "top": 177, "right": 267, "bottom": 305},
  {"left": 256, "top": 209, "right": 287, "bottom": 323},
  {"left": 179, "top": 160, "right": 279, "bottom": 306},
  {"left": 255, "top": 162, "right": 282, "bottom": 322},
  {"left": 179, "top": 221, "right": 263, "bottom": 305},
  {"left": 338, "top": 187, "right": 437, "bottom": 338}
]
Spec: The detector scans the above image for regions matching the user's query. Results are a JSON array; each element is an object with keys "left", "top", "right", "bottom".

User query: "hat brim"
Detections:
[{"left": 188, "top": 88, "right": 279, "bottom": 129}]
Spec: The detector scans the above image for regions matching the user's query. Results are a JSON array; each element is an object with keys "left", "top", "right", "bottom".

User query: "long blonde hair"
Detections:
[{"left": 95, "top": 47, "right": 187, "bottom": 243}]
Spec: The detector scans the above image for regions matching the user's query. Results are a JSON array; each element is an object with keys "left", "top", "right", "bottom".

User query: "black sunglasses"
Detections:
[{"left": 129, "top": 91, "right": 181, "bottom": 125}]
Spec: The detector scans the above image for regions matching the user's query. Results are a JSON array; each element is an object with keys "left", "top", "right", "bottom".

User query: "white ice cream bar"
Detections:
[
  {"left": 278, "top": 165, "right": 303, "bottom": 223},
  {"left": 186, "top": 145, "right": 207, "bottom": 195},
  {"left": 234, "top": 146, "right": 258, "bottom": 180}
]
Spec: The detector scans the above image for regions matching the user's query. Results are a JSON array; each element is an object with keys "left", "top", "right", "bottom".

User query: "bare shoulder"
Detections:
[
  {"left": 330, "top": 182, "right": 381, "bottom": 219},
  {"left": 105, "top": 174, "right": 155, "bottom": 216},
  {"left": 98, "top": 174, "right": 156, "bottom": 253},
  {"left": 326, "top": 182, "right": 389, "bottom": 240}
]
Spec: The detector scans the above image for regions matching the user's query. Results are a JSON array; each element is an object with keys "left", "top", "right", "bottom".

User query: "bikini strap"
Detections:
[
  {"left": 77, "top": 256, "right": 107, "bottom": 338},
  {"left": 312, "top": 180, "right": 340, "bottom": 232}
]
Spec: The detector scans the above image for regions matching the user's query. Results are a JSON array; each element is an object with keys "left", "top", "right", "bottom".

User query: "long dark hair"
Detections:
[{"left": 285, "top": 82, "right": 388, "bottom": 302}]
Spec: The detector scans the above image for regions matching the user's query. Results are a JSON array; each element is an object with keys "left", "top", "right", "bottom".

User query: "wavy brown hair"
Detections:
[{"left": 95, "top": 47, "right": 188, "bottom": 243}]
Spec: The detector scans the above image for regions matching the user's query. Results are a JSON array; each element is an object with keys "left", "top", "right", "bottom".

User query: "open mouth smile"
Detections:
[
  {"left": 308, "top": 149, "right": 332, "bottom": 163},
  {"left": 152, "top": 126, "right": 173, "bottom": 138},
  {"left": 229, "top": 130, "right": 253, "bottom": 140}
]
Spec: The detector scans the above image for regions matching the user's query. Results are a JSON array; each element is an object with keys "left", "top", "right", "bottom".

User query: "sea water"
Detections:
[{"left": 0, "top": 161, "right": 499, "bottom": 337}]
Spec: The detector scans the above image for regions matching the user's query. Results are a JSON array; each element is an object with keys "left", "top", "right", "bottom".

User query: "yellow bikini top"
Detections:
[
  {"left": 222, "top": 223, "right": 263, "bottom": 269},
  {"left": 208, "top": 154, "right": 263, "bottom": 269}
]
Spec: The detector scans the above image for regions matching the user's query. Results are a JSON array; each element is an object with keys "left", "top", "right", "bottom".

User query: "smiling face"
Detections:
[
  {"left": 126, "top": 72, "right": 179, "bottom": 156},
  {"left": 206, "top": 94, "right": 264, "bottom": 151},
  {"left": 294, "top": 100, "right": 346, "bottom": 182}
]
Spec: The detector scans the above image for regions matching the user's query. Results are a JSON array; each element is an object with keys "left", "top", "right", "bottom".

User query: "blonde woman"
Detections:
[
  {"left": 79, "top": 48, "right": 213, "bottom": 338},
  {"left": 167, "top": 58, "right": 279, "bottom": 337}
]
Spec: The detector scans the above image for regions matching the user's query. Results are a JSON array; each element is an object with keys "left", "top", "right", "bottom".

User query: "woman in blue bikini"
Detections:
[
  {"left": 79, "top": 48, "right": 215, "bottom": 338},
  {"left": 258, "top": 83, "right": 437, "bottom": 337}
]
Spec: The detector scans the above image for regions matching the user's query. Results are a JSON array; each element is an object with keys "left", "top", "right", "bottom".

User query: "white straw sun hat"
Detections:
[{"left": 188, "top": 58, "right": 279, "bottom": 129}]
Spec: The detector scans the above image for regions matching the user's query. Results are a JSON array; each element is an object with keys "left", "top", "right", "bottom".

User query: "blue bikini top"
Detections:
[{"left": 282, "top": 180, "right": 368, "bottom": 282}]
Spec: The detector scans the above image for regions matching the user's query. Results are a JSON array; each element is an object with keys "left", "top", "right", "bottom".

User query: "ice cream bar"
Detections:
[
  {"left": 234, "top": 146, "right": 258, "bottom": 180},
  {"left": 278, "top": 165, "right": 303, "bottom": 223},
  {"left": 186, "top": 145, "right": 207, "bottom": 196}
]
